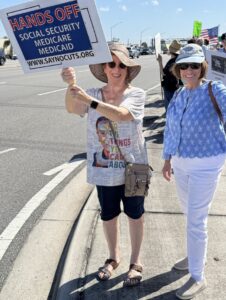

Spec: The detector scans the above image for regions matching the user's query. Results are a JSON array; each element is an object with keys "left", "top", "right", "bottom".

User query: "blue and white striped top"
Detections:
[{"left": 163, "top": 80, "right": 226, "bottom": 160}]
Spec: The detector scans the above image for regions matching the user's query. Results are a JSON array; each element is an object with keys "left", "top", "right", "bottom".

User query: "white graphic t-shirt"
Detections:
[{"left": 85, "top": 86, "right": 148, "bottom": 186}]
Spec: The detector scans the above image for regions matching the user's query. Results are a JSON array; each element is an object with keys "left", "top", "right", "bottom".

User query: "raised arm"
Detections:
[
  {"left": 61, "top": 67, "right": 88, "bottom": 116},
  {"left": 68, "top": 85, "right": 134, "bottom": 122},
  {"left": 68, "top": 86, "right": 145, "bottom": 122}
]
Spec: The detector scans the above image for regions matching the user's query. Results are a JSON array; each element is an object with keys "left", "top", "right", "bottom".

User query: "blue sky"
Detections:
[{"left": 1, "top": 0, "right": 226, "bottom": 44}]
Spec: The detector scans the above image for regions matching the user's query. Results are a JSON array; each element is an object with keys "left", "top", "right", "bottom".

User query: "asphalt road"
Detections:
[{"left": 0, "top": 54, "right": 163, "bottom": 290}]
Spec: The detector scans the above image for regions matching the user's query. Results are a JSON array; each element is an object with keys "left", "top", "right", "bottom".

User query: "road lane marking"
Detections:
[
  {"left": 38, "top": 83, "right": 160, "bottom": 97},
  {"left": 37, "top": 69, "right": 89, "bottom": 96},
  {"left": 0, "top": 159, "right": 85, "bottom": 261},
  {"left": 77, "top": 70, "right": 89, "bottom": 72},
  {"left": 0, "top": 148, "right": 16, "bottom": 155},
  {"left": 38, "top": 87, "right": 67, "bottom": 96},
  {"left": 44, "top": 162, "right": 71, "bottom": 176},
  {"left": 145, "top": 84, "right": 161, "bottom": 93}
]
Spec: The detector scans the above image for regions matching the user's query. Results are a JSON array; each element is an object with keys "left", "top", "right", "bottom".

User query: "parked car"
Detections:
[
  {"left": 149, "top": 48, "right": 155, "bottom": 54},
  {"left": 12, "top": 54, "right": 18, "bottom": 60},
  {"left": 0, "top": 49, "right": 6, "bottom": 66},
  {"left": 126, "top": 46, "right": 140, "bottom": 59},
  {"left": 140, "top": 47, "right": 152, "bottom": 55}
]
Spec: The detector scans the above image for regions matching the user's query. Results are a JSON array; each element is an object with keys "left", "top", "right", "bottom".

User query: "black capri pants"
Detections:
[{"left": 96, "top": 184, "right": 145, "bottom": 221}]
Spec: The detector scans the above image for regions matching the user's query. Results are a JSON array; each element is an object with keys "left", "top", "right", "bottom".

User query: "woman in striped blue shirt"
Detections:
[{"left": 162, "top": 43, "right": 226, "bottom": 300}]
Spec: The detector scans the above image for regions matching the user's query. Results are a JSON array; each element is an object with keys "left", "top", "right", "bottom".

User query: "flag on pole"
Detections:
[{"left": 200, "top": 26, "right": 219, "bottom": 45}]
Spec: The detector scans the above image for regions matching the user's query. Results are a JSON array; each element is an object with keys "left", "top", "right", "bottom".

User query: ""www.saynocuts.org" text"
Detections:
[{"left": 27, "top": 50, "right": 94, "bottom": 67}]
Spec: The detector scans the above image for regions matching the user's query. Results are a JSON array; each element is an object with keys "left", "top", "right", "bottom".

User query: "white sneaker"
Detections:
[
  {"left": 173, "top": 257, "right": 188, "bottom": 271},
  {"left": 176, "top": 276, "right": 207, "bottom": 299}
]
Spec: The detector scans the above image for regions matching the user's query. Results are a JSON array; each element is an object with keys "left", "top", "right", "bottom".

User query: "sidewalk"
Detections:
[{"left": 54, "top": 91, "right": 226, "bottom": 300}]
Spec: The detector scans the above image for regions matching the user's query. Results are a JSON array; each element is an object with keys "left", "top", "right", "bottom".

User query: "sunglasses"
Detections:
[
  {"left": 178, "top": 63, "right": 201, "bottom": 70},
  {"left": 107, "top": 61, "right": 127, "bottom": 69}
]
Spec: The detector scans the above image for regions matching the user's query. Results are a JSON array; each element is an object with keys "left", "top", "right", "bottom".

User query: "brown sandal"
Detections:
[
  {"left": 123, "top": 263, "right": 143, "bottom": 287},
  {"left": 97, "top": 258, "right": 120, "bottom": 281}
]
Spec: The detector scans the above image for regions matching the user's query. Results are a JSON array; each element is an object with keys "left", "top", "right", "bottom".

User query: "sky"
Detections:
[{"left": 1, "top": 0, "right": 226, "bottom": 45}]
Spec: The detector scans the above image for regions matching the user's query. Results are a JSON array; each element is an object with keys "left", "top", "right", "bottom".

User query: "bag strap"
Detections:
[
  {"left": 108, "top": 120, "right": 128, "bottom": 163},
  {"left": 208, "top": 81, "right": 224, "bottom": 123},
  {"left": 100, "top": 89, "right": 127, "bottom": 163},
  {"left": 100, "top": 88, "right": 154, "bottom": 171},
  {"left": 175, "top": 86, "right": 183, "bottom": 98}
]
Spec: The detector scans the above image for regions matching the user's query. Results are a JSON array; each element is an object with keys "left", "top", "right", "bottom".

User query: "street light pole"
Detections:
[
  {"left": 110, "top": 22, "right": 123, "bottom": 42},
  {"left": 140, "top": 27, "right": 151, "bottom": 46}
]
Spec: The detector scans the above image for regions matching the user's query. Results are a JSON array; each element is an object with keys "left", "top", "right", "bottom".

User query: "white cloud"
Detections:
[
  {"left": 152, "top": 0, "right": 159, "bottom": 5},
  {"left": 99, "top": 6, "right": 110, "bottom": 12},
  {"left": 119, "top": 5, "right": 128, "bottom": 11},
  {"left": 176, "top": 8, "right": 183, "bottom": 13}
]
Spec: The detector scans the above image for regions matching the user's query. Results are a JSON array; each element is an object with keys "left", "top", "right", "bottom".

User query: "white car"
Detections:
[{"left": 126, "top": 47, "right": 140, "bottom": 59}]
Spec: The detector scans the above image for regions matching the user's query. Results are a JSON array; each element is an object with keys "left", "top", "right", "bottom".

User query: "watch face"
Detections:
[{"left": 91, "top": 100, "right": 98, "bottom": 109}]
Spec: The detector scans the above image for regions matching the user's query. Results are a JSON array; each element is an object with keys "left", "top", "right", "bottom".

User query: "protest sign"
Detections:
[
  {"left": 206, "top": 50, "right": 226, "bottom": 85},
  {"left": 193, "top": 20, "right": 202, "bottom": 37},
  {"left": 155, "top": 33, "right": 161, "bottom": 58},
  {"left": 0, "top": 0, "right": 112, "bottom": 73}
]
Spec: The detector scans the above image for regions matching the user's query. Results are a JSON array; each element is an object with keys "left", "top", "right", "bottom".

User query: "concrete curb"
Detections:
[
  {"left": 0, "top": 166, "right": 94, "bottom": 300},
  {"left": 53, "top": 189, "right": 100, "bottom": 300}
]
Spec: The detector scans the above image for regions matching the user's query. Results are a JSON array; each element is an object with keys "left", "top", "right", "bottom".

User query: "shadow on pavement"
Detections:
[
  {"left": 145, "top": 100, "right": 164, "bottom": 109},
  {"left": 57, "top": 269, "right": 187, "bottom": 299},
  {"left": 69, "top": 152, "right": 87, "bottom": 161},
  {"left": 143, "top": 116, "right": 159, "bottom": 127},
  {"left": 145, "top": 133, "right": 163, "bottom": 144}
]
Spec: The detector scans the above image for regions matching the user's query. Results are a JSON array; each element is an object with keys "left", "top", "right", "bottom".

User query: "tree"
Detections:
[{"left": 141, "top": 42, "right": 148, "bottom": 48}]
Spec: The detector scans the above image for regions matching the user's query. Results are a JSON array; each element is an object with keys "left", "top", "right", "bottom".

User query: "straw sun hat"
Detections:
[
  {"left": 89, "top": 43, "right": 141, "bottom": 83},
  {"left": 168, "top": 40, "right": 181, "bottom": 54}
]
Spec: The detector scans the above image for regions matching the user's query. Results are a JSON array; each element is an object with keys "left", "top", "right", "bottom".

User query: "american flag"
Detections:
[{"left": 200, "top": 26, "right": 219, "bottom": 45}]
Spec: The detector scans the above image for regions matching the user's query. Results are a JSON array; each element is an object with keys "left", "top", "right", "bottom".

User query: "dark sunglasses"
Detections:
[
  {"left": 107, "top": 61, "right": 127, "bottom": 69},
  {"left": 178, "top": 63, "right": 201, "bottom": 70}
]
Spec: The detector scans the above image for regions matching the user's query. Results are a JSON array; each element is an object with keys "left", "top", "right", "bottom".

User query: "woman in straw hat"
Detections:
[
  {"left": 157, "top": 39, "right": 182, "bottom": 110},
  {"left": 61, "top": 43, "right": 148, "bottom": 287}
]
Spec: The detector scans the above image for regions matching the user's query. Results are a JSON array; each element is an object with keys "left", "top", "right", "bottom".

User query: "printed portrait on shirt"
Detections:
[{"left": 92, "top": 116, "right": 130, "bottom": 169}]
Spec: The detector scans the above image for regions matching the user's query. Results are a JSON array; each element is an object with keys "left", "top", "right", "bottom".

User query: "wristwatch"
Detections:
[{"left": 90, "top": 100, "right": 99, "bottom": 109}]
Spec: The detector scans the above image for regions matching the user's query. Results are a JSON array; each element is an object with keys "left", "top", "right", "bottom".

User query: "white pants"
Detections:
[{"left": 172, "top": 154, "right": 226, "bottom": 281}]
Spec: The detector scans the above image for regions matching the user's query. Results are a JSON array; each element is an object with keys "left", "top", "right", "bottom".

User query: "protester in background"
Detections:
[
  {"left": 196, "top": 37, "right": 204, "bottom": 47},
  {"left": 219, "top": 33, "right": 226, "bottom": 53},
  {"left": 204, "top": 38, "right": 210, "bottom": 49},
  {"left": 187, "top": 38, "right": 197, "bottom": 44},
  {"left": 61, "top": 43, "right": 148, "bottom": 287},
  {"left": 196, "top": 37, "right": 209, "bottom": 59},
  {"left": 162, "top": 44, "right": 226, "bottom": 299},
  {"left": 157, "top": 40, "right": 182, "bottom": 110}
]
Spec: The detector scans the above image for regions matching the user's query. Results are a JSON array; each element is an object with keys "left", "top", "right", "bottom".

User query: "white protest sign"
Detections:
[
  {"left": 155, "top": 33, "right": 161, "bottom": 58},
  {"left": 0, "top": 0, "right": 112, "bottom": 73},
  {"left": 206, "top": 50, "right": 226, "bottom": 85}
]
